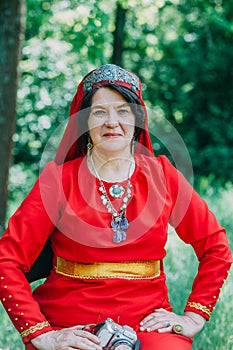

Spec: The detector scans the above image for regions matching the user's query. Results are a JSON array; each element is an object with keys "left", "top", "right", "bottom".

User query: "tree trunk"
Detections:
[
  {"left": 111, "top": 3, "right": 127, "bottom": 66},
  {"left": 0, "top": 0, "right": 26, "bottom": 235}
]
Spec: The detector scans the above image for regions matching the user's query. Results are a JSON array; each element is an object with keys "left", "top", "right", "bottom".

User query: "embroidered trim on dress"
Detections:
[
  {"left": 21, "top": 321, "right": 50, "bottom": 338},
  {"left": 186, "top": 301, "right": 211, "bottom": 316}
]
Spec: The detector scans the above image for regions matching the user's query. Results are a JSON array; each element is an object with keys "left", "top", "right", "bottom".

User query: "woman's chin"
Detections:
[
  {"left": 95, "top": 140, "right": 131, "bottom": 156},
  {"left": 95, "top": 142, "right": 130, "bottom": 156}
]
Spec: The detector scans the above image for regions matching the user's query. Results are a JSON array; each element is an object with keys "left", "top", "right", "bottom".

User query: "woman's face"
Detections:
[{"left": 88, "top": 87, "right": 135, "bottom": 156}]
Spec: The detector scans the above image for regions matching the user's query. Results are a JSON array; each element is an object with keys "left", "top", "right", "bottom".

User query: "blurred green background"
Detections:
[{"left": 0, "top": 0, "right": 232, "bottom": 349}]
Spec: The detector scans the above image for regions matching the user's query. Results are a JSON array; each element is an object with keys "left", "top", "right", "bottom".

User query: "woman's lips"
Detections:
[{"left": 103, "top": 133, "right": 122, "bottom": 137}]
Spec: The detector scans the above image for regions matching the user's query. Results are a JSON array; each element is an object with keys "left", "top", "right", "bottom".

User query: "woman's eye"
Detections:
[
  {"left": 118, "top": 109, "right": 129, "bottom": 115},
  {"left": 93, "top": 110, "right": 106, "bottom": 117}
]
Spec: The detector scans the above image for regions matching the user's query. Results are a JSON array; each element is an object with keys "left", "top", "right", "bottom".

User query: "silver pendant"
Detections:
[
  {"left": 111, "top": 215, "right": 129, "bottom": 243},
  {"left": 113, "top": 230, "right": 127, "bottom": 243},
  {"left": 109, "top": 184, "right": 125, "bottom": 198}
]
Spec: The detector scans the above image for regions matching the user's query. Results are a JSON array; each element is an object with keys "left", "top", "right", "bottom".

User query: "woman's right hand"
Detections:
[{"left": 31, "top": 326, "right": 102, "bottom": 350}]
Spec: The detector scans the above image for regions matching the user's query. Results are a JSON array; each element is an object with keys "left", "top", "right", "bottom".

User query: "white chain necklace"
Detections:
[{"left": 89, "top": 153, "right": 134, "bottom": 243}]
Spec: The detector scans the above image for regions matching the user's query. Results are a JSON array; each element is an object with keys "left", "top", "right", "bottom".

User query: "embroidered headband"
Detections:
[{"left": 83, "top": 64, "right": 140, "bottom": 93}]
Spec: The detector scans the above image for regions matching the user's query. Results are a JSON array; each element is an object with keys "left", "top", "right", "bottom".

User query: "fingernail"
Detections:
[
  {"left": 147, "top": 327, "right": 150, "bottom": 332},
  {"left": 140, "top": 326, "right": 144, "bottom": 331}
]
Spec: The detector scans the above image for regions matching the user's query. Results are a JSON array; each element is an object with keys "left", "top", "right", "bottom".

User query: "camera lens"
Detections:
[{"left": 112, "top": 341, "right": 133, "bottom": 350}]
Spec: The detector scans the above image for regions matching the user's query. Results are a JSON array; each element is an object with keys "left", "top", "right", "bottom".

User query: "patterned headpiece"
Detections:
[{"left": 83, "top": 64, "right": 140, "bottom": 93}]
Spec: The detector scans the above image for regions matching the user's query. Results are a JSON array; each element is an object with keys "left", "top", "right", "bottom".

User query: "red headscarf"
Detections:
[{"left": 55, "top": 64, "right": 154, "bottom": 164}]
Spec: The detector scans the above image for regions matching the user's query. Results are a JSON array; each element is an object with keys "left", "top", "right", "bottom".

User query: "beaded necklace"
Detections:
[{"left": 89, "top": 154, "right": 134, "bottom": 244}]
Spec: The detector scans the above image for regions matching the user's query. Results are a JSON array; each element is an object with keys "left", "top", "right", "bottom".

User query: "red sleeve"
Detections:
[
  {"left": 158, "top": 155, "right": 233, "bottom": 320},
  {"left": 0, "top": 161, "right": 62, "bottom": 343}
]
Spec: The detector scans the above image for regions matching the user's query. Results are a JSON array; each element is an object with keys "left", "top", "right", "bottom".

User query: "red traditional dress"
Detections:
[{"left": 0, "top": 65, "right": 232, "bottom": 350}]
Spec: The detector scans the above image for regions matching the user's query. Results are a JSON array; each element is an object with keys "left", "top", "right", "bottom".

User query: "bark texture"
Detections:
[{"left": 0, "top": 0, "right": 26, "bottom": 234}]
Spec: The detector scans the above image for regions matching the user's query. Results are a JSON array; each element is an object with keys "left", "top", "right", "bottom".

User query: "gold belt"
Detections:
[{"left": 56, "top": 256, "right": 161, "bottom": 280}]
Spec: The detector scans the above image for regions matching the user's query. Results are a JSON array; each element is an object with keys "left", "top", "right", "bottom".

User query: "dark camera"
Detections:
[{"left": 92, "top": 318, "right": 141, "bottom": 350}]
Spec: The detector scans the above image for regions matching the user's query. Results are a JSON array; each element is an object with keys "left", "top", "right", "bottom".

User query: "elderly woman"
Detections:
[{"left": 0, "top": 64, "right": 232, "bottom": 350}]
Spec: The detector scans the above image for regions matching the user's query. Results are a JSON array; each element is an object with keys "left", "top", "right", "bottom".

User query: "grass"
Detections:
[{"left": 0, "top": 183, "right": 232, "bottom": 349}]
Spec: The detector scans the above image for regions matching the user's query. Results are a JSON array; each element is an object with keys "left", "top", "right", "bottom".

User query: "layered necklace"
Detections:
[{"left": 89, "top": 153, "right": 134, "bottom": 244}]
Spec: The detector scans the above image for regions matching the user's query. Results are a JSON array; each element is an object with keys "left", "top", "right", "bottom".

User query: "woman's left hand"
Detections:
[{"left": 140, "top": 308, "right": 206, "bottom": 338}]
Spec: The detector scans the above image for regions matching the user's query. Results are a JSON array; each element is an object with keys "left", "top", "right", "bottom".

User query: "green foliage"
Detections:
[
  {"left": 121, "top": 0, "right": 233, "bottom": 183},
  {"left": 12, "top": 0, "right": 233, "bottom": 185},
  {"left": 14, "top": 0, "right": 116, "bottom": 172},
  {"left": 7, "top": 163, "right": 37, "bottom": 218}
]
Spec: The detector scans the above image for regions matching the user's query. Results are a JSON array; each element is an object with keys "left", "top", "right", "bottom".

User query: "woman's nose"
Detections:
[{"left": 104, "top": 108, "right": 119, "bottom": 127}]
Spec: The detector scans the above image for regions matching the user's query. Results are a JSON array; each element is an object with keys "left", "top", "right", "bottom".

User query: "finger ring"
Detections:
[
  {"left": 172, "top": 324, "right": 183, "bottom": 334},
  {"left": 165, "top": 320, "right": 171, "bottom": 328}
]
